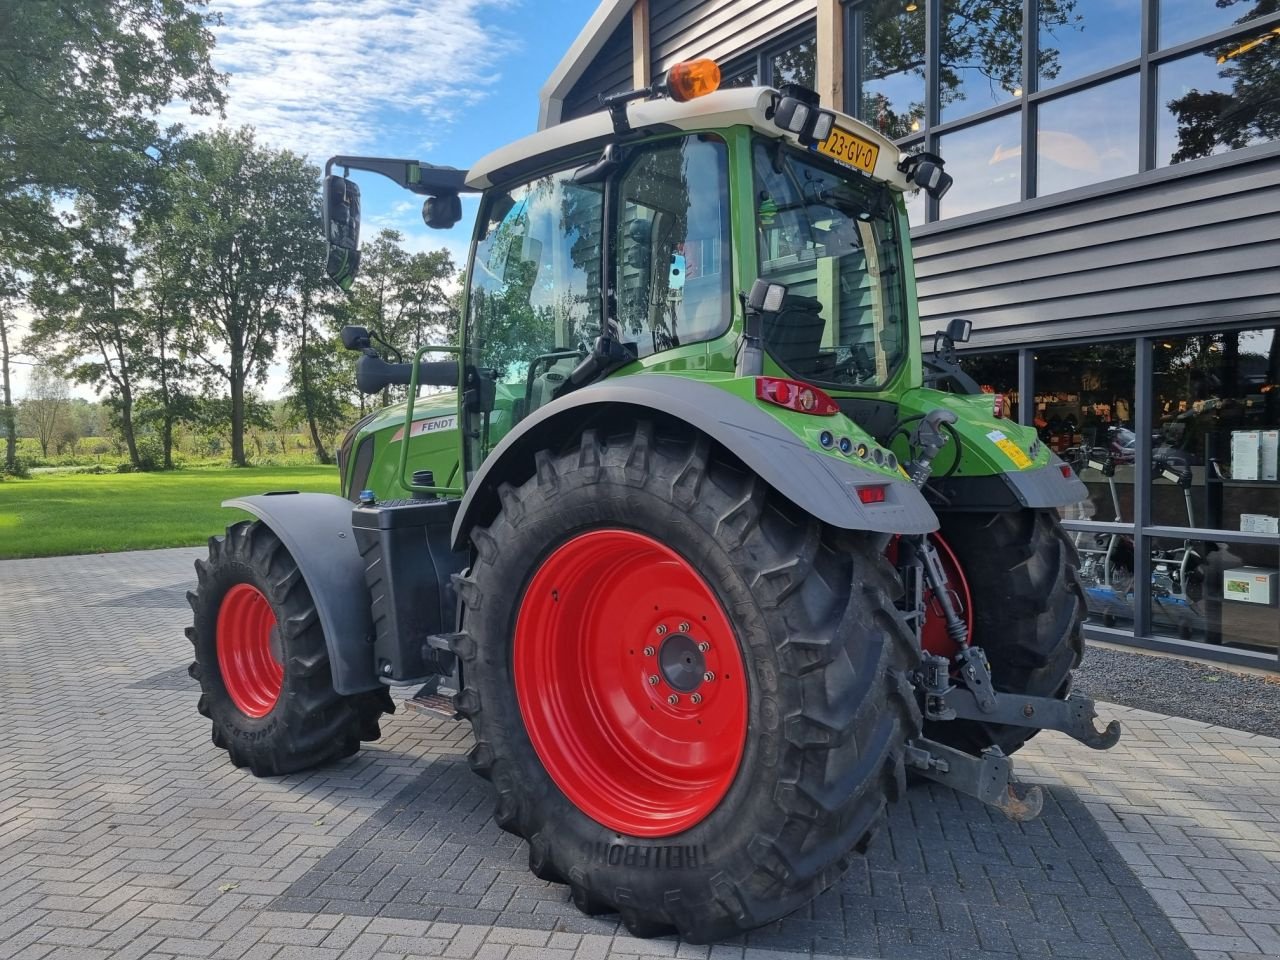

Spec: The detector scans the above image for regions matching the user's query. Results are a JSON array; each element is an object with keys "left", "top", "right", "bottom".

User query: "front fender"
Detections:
[
  {"left": 451, "top": 373, "right": 939, "bottom": 550},
  {"left": 224, "top": 492, "right": 379, "bottom": 695}
]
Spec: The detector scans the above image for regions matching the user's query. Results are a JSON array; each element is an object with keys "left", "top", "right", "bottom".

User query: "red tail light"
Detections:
[
  {"left": 1060, "top": 464, "right": 1073, "bottom": 478},
  {"left": 755, "top": 377, "right": 840, "bottom": 416},
  {"left": 992, "top": 393, "right": 1007, "bottom": 418},
  {"left": 857, "top": 485, "right": 887, "bottom": 504}
]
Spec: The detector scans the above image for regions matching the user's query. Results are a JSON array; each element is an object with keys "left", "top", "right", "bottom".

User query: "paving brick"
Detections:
[{"left": 5, "top": 546, "right": 1280, "bottom": 960}]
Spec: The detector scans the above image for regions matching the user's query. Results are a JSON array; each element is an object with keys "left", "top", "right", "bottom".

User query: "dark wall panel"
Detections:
[
  {"left": 912, "top": 150, "right": 1280, "bottom": 348},
  {"left": 650, "top": 0, "right": 814, "bottom": 74},
  {"left": 563, "top": 13, "right": 634, "bottom": 121}
]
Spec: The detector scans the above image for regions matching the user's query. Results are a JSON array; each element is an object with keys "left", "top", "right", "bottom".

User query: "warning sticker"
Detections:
[
  {"left": 391, "top": 414, "right": 458, "bottom": 443},
  {"left": 986, "top": 429, "right": 1032, "bottom": 469}
]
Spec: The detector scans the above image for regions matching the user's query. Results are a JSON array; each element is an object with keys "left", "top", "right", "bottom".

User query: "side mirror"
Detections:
[
  {"left": 323, "top": 175, "right": 362, "bottom": 290},
  {"left": 945, "top": 317, "right": 972, "bottom": 344},
  {"left": 340, "top": 325, "right": 371, "bottom": 351},
  {"left": 737, "top": 279, "right": 788, "bottom": 377},
  {"left": 423, "top": 193, "right": 462, "bottom": 229}
]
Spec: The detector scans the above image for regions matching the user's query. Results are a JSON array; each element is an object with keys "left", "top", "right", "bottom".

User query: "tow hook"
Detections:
[{"left": 907, "top": 647, "right": 1121, "bottom": 819}]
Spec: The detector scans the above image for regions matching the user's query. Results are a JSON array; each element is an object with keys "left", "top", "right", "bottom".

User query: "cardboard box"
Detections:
[
  {"left": 1223, "top": 566, "right": 1278, "bottom": 606},
  {"left": 1232, "top": 430, "right": 1261, "bottom": 480},
  {"left": 1262, "top": 429, "right": 1279, "bottom": 481},
  {"left": 1241, "top": 514, "right": 1280, "bottom": 535}
]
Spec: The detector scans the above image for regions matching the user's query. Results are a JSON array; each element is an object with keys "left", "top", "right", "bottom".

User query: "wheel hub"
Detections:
[
  {"left": 514, "top": 529, "right": 748, "bottom": 837},
  {"left": 658, "top": 633, "right": 705, "bottom": 692}
]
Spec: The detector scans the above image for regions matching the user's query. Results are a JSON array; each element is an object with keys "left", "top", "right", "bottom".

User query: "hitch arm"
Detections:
[
  {"left": 926, "top": 685, "right": 1122, "bottom": 750},
  {"left": 905, "top": 738, "right": 1044, "bottom": 821}
]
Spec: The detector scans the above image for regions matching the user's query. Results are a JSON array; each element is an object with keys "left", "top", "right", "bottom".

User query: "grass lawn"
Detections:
[{"left": 0, "top": 466, "right": 340, "bottom": 559}]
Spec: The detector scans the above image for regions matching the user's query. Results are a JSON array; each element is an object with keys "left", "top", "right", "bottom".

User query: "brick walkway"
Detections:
[{"left": 1, "top": 547, "right": 1277, "bottom": 960}]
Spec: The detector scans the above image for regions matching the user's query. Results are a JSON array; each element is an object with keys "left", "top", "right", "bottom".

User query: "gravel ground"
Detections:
[{"left": 1074, "top": 643, "right": 1280, "bottom": 739}]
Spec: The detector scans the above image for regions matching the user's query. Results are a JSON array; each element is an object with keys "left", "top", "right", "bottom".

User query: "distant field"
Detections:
[{"left": 0, "top": 466, "right": 339, "bottom": 560}]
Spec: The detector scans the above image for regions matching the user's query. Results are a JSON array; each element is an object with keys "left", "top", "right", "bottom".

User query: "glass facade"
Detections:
[
  {"left": 847, "top": 0, "right": 1280, "bottom": 221},
  {"left": 951, "top": 332, "right": 1279, "bottom": 663},
  {"left": 1036, "top": 73, "right": 1139, "bottom": 195},
  {"left": 936, "top": 112, "right": 1021, "bottom": 218},
  {"left": 1037, "top": 0, "right": 1139, "bottom": 90},
  {"left": 940, "top": 0, "right": 1022, "bottom": 123}
]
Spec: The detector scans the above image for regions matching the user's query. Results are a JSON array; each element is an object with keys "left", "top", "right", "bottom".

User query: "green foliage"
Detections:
[
  {"left": 161, "top": 128, "right": 324, "bottom": 465},
  {"left": 0, "top": 0, "right": 224, "bottom": 251}
]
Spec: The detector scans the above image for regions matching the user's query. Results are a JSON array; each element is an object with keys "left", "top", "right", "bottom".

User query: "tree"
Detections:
[
  {"left": 19, "top": 364, "right": 70, "bottom": 457},
  {"left": 166, "top": 129, "right": 322, "bottom": 466},
  {"left": 0, "top": 0, "right": 224, "bottom": 253},
  {"left": 1166, "top": 0, "right": 1279, "bottom": 165},
  {"left": 26, "top": 198, "right": 148, "bottom": 467},
  {"left": 0, "top": 272, "right": 19, "bottom": 472},
  {"left": 134, "top": 213, "right": 199, "bottom": 469},
  {"left": 858, "top": 0, "right": 1079, "bottom": 139}
]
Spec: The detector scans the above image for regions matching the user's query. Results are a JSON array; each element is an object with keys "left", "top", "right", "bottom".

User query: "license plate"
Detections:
[{"left": 814, "top": 125, "right": 880, "bottom": 175}]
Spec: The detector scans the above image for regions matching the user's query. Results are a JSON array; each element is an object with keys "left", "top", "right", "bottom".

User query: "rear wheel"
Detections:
[
  {"left": 454, "top": 421, "right": 921, "bottom": 943},
  {"left": 187, "top": 520, "right": 392, "bottom": 776},
  {"left": 925, "top": 509, "right": 1084, "bottom": 756}
]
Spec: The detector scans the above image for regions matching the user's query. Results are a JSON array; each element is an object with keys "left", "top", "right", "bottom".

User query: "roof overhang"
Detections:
[{"left": 539, "top": 0, "right": 633, "bottom": 130}]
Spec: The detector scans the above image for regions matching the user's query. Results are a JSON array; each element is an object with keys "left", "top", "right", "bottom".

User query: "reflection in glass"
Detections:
[
  {"left": 1156, "top": 32, "right": 1278, "bottom": 167},
  {"left": 858, "top": 0, "right": 926, "bottom": 139},
  {"left": 1159, "top": 0, "right": 1266, "bottom": 50},
  {"left": 1033, "top": 341, "right": 1137, "bottom": 519},
  {"left": 903, "top": 185, "right": 925, "bottom": 226},
  {"left": 722, "top": 65, "right": 759, "bottom": 89},
  {"left": 1150, "top": 328, "right": 1280, "bottom": 527},
  {"left": 936, "top": 112, "right": 1021, "bottom": 218},
  {"left": 772, "top": 36, "right": 817, "bottom": 88},
  {"left": 1037, "top": 0, "right": 1139, "bottom": 90},
  {"left": 940, "top": 0, "right": 1023, "bottom": 123},
  {"left": 956, "top": 350, "right": 1020, "bottom": 419},
  {"left": 1036, "top": 74, "right": 1139, "bottom": 195},
  {"left": 1148, "top": 537, "right": 1278, "bottom": 650}
]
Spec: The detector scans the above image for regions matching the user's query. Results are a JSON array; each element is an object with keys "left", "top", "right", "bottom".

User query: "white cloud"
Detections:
[{"left": 170, "top": 0, "right": 517, "bottom": 160}]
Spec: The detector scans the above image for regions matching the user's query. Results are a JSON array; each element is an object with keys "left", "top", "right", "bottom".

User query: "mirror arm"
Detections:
[{"left": 324, "top": 156, "right": 477, "bottom": 196}]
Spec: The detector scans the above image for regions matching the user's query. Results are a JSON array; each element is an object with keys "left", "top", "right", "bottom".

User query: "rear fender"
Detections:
[
  {"left": 223, "top": 492, "right": 379, "bottom": 695},
  {"left": 451, "top": 373, "right": 939, "bottom": 550}
]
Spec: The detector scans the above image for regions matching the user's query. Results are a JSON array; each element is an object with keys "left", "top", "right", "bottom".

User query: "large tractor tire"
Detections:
[
  {"left": 452, "top": 421, "right": 921, "bottom": 943},
  {"left": 925, "top": 509, "right": 1084, "bottom": 757},
  {"left": 187, "top": 520, "right": 392, "bottom": 776}
]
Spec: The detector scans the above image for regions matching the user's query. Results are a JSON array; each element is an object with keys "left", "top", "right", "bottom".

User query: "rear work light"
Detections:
[
  {"left": 755, "top": 377, "right": 840, "bottom": 416},
  {"left": 857, "top": 485, "right": 888, "bottom": 504}
]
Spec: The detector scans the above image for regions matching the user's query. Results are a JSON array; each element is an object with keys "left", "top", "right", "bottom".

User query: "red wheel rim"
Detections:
[
  {"left": 216, "top": 583, "right": 283, "bottom": 718},
  {"left": 514, "top": 529, "right": 748, "bottom": 837}
]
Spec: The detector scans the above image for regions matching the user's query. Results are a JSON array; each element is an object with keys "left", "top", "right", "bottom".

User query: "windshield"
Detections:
[{"left": 752, "top": 139, "right": 909, "bottom": 390}]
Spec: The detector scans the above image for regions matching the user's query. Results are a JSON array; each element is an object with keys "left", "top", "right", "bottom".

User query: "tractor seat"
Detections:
[{"left": 762, "top": 294, "right": 830, "bottom": 378}]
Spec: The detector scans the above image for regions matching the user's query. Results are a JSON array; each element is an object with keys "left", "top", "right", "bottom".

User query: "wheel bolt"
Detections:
[
  {"left": 643, "top": 645, "right": 655, "bottom": 657},
  {"left": 667, "top": 694, "right": 679, "bottom": 705},
  {"left": 656, "top": 624, "right": 668, "bottom": 635},
  {"left": 679, "top": 622, "right": 690, "bottom": 632},
  {"left": 648, "top": 675, "right": 660, "bottom": 686},
  {"left": 697, "top": 642, "right": 710, "bottom": 652},
  {"left": 703, "top": 671, "right": 715, "bottom": 682},
  {"left": 690, "top": 693, "right": 702, "bottom": 704}
]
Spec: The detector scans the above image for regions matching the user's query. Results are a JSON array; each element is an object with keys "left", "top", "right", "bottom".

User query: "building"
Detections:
[{"left": 542, "top": 0, "right": 1280, "bottom": 666}]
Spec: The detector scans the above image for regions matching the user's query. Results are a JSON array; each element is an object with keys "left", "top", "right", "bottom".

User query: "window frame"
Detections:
[{"left": 842, "top": 0, "right": 1280, "bottom": 223}]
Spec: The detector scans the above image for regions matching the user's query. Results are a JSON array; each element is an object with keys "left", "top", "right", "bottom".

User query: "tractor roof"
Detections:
[{"left": 465, "top": 86, "right": 910, "bottom": 194}]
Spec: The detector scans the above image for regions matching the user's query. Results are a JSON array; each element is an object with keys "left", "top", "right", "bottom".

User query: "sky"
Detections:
[{"left": 9, "top": 0, "right": 602, "bottom": 399}]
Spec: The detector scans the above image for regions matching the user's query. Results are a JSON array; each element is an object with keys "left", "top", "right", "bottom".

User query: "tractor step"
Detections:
[{"left": 405, "top": 684, "right": 460, "bottom": 721}]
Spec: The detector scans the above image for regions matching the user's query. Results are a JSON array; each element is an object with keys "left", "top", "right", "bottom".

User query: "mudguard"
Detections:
[
  {"left": 223, "top": 492, "right": 379, "bottom": 695},
  {"left": 451, "top": 373, "right": 939, "bottom": 550}
]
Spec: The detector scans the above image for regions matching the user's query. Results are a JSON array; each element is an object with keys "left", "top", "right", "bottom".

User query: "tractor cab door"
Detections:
[{"left": 460, "top": 134, "right": 731, "bottom": 482}]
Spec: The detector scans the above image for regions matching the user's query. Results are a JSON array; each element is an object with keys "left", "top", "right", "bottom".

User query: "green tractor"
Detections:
[{"left": 187, "top": 64, "right": 1120, "bottom": 943}]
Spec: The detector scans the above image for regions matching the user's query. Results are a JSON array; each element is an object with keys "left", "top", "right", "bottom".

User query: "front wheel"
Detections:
[
  {"left": 186, "top": 520, "right": 391, "bottom": 776},
  {"left": 454, "top": 422, "right": 921, "bottom": 943}
]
